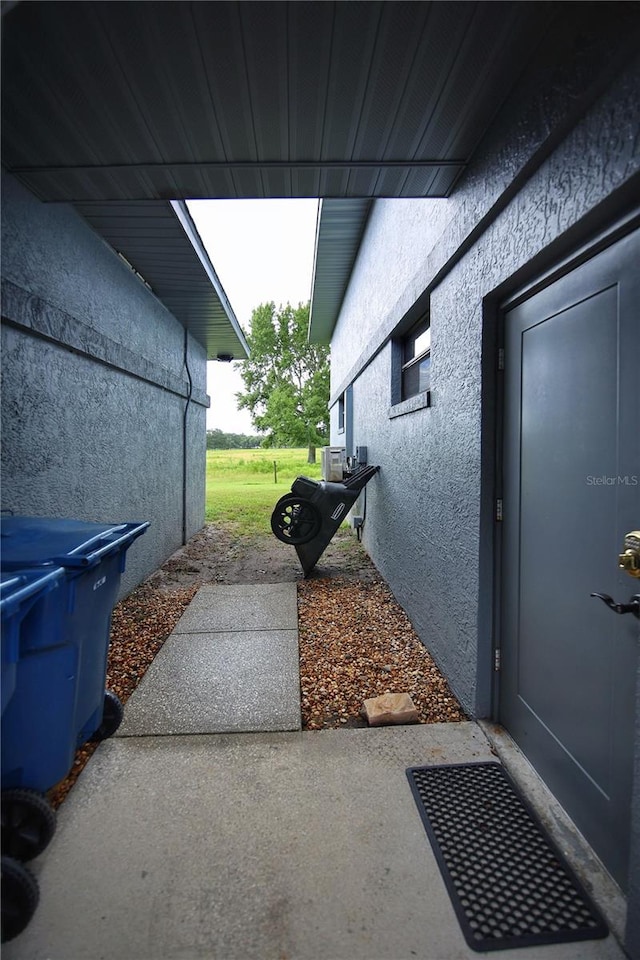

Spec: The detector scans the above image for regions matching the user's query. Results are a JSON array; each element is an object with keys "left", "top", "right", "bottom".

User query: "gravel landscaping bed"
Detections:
[
  {"left": 48, "top": 522, "right": 465, "bottom": 808},
  {"left": 298, "top": 577, "right": 465, "bottom": 730}
]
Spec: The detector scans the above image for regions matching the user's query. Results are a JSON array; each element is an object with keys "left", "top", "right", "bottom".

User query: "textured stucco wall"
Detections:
[
  {"left": 330, "top": 198, "right": 451, "bottom": 386},
  {"left": 331, "top": 5, "right": 640, "bottom": 405},
  {"left": 1, "top": 173, "right": 208, "bottom": 595},
  {"left": 329, "top": 37, "right": 640, "bottom": 949},
  {"left": 331, "top": 50, "right": 640, "bottom": 717}
]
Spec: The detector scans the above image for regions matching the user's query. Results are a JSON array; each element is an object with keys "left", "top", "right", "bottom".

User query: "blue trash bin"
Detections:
[
  {"left": 1, "top": 567, "right": 67, "bottom": 718},
  {"left": 0, "top": 517, "right": 149, "bottom": 793},
  {"left": 1, "top": 565, "right": 79, "bottom": 801}
]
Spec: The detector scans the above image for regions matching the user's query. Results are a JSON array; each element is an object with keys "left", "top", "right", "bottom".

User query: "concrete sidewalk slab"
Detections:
[
  {"left": 4, "top": 724, "right": 625, "bottom": 960},
  {"left": 117, "top": 583, "right": 301, "bottom": 736},
  {"left": 172, "top": 582, "right": 298, "bottom": 633},
  {"left": 117, "top": 629, "right": 301, "bottom": 735}
]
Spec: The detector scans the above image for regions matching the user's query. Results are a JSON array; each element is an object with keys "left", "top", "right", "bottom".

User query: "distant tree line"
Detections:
[{"left": 206, "top": 429, "right": 263, "bottom": 450}]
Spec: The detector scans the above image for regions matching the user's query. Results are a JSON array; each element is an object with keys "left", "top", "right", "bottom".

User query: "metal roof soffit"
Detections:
[
  {"left": 170, "top": 200, "right": 250, "bottom": 359},
  {"left": 308, "top": 198, "right": 373, "bottom": 344}
]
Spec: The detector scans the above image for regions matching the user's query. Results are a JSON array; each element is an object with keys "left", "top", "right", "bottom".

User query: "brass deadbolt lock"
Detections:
[{"left": 619, "top": 531, "right": 640, "bottom": 579}]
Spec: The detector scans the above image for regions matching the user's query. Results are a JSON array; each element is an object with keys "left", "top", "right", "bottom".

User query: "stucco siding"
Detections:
[
  {"left": 329, "top": 198, "right": 452, "bottom": 389},
  {"left": 330, "top": 55, "right": 640, "bottom": 719},
  {"left": 1, "top": 175, "right": 192, "bottom": 379},
  {"left": 331, "top": 41, "right": 640, "bottom": 402},
  {"left": 328, "top": 52, "right": 640, "bottom": 942},
  {"left": 1, "top": 173, "right": 208, "bottom": 595}
]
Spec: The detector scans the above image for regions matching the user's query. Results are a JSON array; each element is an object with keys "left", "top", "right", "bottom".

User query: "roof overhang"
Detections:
[
  {"left": 1, "top": 2, "right": 601, "bottom": 351},
  {"left": 1, "top": 2, "right": 558, "bottom": 203},
  {"left": 75, "top": 200, "right": 249, "bottom": 359},
  {"left": 309, "top": 200, "right": 372, "bottom": 344}
]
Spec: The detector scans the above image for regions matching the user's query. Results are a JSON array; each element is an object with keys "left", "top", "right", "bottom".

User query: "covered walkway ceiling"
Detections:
[
  {"left": 2, "top": 1, "right": 556, "bottom": 203},
  {"left": 0, "top": 1, "right": 599, "bottom": 355}
]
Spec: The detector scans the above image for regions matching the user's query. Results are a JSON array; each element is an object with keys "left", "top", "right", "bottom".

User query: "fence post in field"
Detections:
[{"left": 273, "top": 460, "right": 278, "bottom": 484}]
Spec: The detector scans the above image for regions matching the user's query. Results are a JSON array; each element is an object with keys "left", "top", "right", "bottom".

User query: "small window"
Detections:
[
  {"left": 337, "top": 393, "right": 345, "bottom": 433},
  {"left": 401, "top": 318, "right": 431, "bottom": 400}
]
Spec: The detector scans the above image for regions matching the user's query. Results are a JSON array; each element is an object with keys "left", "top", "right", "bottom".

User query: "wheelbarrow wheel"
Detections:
[
  {"left": 271, "top": 495, "right": 321, "bottom": 545},
  {"left": 1, "top": 856, "right": 39, "bottom": 943},
  {"left": 1, "top": 789, "right": 57, "bottom": 862},
  {"left": 89, "top": 690, "right": 124, "bottom": 742}
]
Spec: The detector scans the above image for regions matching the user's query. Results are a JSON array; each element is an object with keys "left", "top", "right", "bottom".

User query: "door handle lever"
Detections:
[{"left": 590, "top": 592, "right": 640, "bottom": 618}]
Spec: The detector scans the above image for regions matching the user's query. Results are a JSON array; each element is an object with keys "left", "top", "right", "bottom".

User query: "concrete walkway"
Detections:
[
  {"left": 4, "top": 584, "right": 627, "bottom": 960},
  {"left": 118, "top": 584, "right": 301, "bottom": 736}
]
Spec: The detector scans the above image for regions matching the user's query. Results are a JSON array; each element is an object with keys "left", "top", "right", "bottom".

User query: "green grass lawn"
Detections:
[{"left": 205, "top": 448, "right": 323, "bottom": 536}]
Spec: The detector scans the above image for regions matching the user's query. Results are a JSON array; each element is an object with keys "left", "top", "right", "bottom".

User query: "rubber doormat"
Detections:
[{"left": 406, "top": 762, "right": 608, "bottom": 952}]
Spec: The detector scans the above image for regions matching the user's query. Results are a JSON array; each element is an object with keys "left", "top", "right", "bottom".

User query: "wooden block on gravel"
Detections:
[{"left": 362, "top": 693, "right": 420, "bottom": 726}]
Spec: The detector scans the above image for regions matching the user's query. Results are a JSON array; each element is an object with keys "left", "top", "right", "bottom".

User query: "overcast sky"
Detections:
[{"left": 187, "top": 199, "right": 319, "bottom": 434}]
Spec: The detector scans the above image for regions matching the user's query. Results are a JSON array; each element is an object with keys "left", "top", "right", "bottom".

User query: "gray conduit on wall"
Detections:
[{"left": 182, "top": 328, "right": 194, "bottom": 545}]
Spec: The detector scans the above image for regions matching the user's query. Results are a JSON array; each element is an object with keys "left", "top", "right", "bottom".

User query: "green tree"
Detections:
[{"left": 236, "top": 302, "right": 330, "bottom": 462}]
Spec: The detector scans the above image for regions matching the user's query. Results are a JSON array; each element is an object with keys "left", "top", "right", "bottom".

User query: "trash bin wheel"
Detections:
[
  {"left": 271, "top": 495, "right": 322, "bottom": 545},
  {"left": 1, "top": 789, "right": 57, "bottom": 862},
  {"left": 89, "top": 690, "right": 124, "bottom": 742},
  {"left": 1, "top": 856, "right": 39, "bottom": 943}
]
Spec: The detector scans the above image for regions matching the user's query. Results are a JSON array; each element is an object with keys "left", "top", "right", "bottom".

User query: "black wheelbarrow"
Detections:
[{"left": 270, "top": 465, "right": 379, "bottom": 575}]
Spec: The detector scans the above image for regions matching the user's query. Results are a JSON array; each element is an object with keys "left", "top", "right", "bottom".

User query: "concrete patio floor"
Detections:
[{"left": 4, "top": 584, "right": 627, "bottom": 960}]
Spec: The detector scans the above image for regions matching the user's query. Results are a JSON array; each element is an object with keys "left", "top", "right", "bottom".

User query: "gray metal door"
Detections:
[{"left": 500, "top": 228, "right": 639, "bottom": 891}]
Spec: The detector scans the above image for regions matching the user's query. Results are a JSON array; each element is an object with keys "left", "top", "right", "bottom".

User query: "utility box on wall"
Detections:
[{"left": 321, "top": 446, "right": 346, "bottom": 482}]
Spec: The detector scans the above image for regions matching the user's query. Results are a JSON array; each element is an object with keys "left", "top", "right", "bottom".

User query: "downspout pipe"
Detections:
[{"left": 182, "top": 328, "right": 193, "bottom": 545}]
